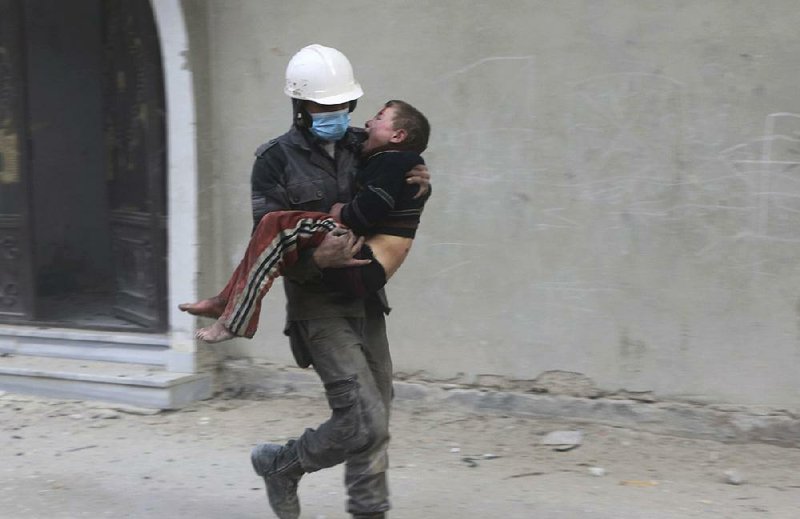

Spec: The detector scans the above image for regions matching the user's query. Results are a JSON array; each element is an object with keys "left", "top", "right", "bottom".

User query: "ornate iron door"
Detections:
[
  {"left": 0, "top": 0, "right": 35, "bottom": 321},
  {"left": 103, "top": 0, "right": 167, "bottom": 329}
]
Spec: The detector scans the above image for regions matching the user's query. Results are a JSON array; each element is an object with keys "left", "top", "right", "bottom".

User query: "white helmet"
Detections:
[{"left": 284, "top": 44, "right": 363, "bottom": 105}]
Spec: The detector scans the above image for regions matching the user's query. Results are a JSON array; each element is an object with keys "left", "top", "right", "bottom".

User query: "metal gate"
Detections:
[
  {"left": 103, "top": 0, "right": 168, "bottom": 329},
  {"left": 0, "top": 0, "right": 167, "bottom": 330},
  {"left": 0, "top": 0, "right": 35, "bottom": 321}
]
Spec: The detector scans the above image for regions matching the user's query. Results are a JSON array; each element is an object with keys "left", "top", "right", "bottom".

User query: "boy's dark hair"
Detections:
[{"left": 386, "top": 100, "right": 430, "bottom": 154}]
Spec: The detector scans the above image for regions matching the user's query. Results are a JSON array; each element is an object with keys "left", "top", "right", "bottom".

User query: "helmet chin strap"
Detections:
[{"left": 292, "top": 99, "right": 311, "bottom": 129}]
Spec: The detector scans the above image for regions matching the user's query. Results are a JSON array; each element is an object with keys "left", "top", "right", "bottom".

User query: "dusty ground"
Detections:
[{"left": 1, "top": 390, "right": 799, "bottom": 519}]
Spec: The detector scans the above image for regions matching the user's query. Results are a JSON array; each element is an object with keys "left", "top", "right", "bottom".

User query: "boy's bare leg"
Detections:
[
  {"left": 196, "top": 319, "right": 235, "bottom": 343},
  {"left": 178, "top": 296, "right": 227, "bottom": 319}
]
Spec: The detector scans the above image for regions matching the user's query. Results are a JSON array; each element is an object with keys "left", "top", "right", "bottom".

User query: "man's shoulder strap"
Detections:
[{"left": 254, "top": 138, "right": 279, "bottom": 157}]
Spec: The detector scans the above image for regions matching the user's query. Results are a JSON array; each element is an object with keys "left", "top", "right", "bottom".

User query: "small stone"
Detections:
[
  {"left": 724, "top": 469, "right": 745, "bottom": 485},
  {"left": 620, "top": 480, "right": 658, "bottom": 487},
  {"left": 449, "top": 447, "right": 461, "bottom": 453},
  {"left": 91, "top": 410, "right": 121, "bottom": 420},
  {"left": 541, "top": 430, "right": 583, "bottom": 451},
  {"left": 109, "top": 405, "right": 162, "bottom": 416},
  {"left": 589, "top": 467, "right": 606, "bottom": 477}
]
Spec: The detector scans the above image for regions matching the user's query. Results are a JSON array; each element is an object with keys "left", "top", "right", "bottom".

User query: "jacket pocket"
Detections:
[{"left": 286, "top": 180, "right": 326, "bottom": 210}]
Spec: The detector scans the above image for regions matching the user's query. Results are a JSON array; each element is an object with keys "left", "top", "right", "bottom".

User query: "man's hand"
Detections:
[
  {"left": 312, "top": 228, "right": 372, "bottom": 269},
  {"left": 405, "top": 164, "right": 431, "bottom": 199}
]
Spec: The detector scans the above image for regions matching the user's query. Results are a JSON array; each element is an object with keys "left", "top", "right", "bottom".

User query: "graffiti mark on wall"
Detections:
[
  {"left": 720, "top": 113, "right": 800, "bottom": 242},
  {"left": 434, "top": 55, "right": 536, "bottom": 84},
  {"left": 566, "top": 72, "right": 686, "bottom": 203},
  {"left": 564, "top": 71, "right": 800, "bottom": 268}
]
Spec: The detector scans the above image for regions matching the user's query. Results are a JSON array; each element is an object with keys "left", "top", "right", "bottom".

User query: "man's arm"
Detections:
[
  {"left": 251, "top": 143, "right": 289, "bottom": 227},
  {"left": 312, "top": 229, "right": 371, "bottom": 269}
]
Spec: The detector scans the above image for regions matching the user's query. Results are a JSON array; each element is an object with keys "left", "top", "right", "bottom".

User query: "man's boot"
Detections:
[
  {"left": 251, "top": 440, "right": 304, "bottom": 519},
  {"left": 353, "top": 514, "right": 386, "bottom": 519}
]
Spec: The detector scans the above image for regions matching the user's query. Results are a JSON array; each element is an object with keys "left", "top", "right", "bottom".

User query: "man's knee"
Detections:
[{"left": 325, "top": 376, "right": 387, "bottom": 454}]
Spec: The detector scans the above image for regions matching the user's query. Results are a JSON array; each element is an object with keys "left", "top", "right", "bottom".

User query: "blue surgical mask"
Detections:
[{"left": 309, "top": 109, "right": 350, "bottom": 141}]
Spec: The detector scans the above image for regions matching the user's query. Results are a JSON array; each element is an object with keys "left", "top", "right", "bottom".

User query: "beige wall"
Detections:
[{"left": 182, "top": 0, "right": 800, "bottom": 406}]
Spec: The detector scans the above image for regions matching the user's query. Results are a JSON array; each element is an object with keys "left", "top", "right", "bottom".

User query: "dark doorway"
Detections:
[{"left": 0, "top": 0, "right": 167, "bottom": 332}]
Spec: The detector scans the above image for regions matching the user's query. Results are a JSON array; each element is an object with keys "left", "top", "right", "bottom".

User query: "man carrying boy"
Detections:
[
  {"left": 188, "top": 99, "right": 430, "bottom": 345},
  {"left": 244, "top": 45, "right": 428, "bottom": 519}
]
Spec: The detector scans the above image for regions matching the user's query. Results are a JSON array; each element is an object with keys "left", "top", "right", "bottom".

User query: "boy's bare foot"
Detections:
[
  {"left": 178, "top": 296, "right": 226, "bottom": 319},
  {"left": 196, "top": 320, "right": 235, "bottom": 343}
]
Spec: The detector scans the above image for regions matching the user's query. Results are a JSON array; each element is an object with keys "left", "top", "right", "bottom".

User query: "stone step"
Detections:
[
  {"left": 0, "top": 325, "right": 170, "bottom": 366},
  {"left": 0, "top": 355, "right": 212, "bottom": 409}
]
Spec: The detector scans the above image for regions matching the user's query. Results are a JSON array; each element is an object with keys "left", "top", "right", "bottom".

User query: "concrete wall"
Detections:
[{"left": 183, "top": 0, "right": 800, "bottom": 406}]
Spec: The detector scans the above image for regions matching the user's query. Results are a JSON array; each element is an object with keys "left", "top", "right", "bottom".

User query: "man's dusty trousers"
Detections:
[{"left": 287, "top": 310, "right": 393, "bottom": 516}]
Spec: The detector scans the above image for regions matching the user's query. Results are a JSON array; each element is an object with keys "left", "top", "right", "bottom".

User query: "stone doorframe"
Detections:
[{"left": 151, "top": 1, "right": 199, "bottom": 373}]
